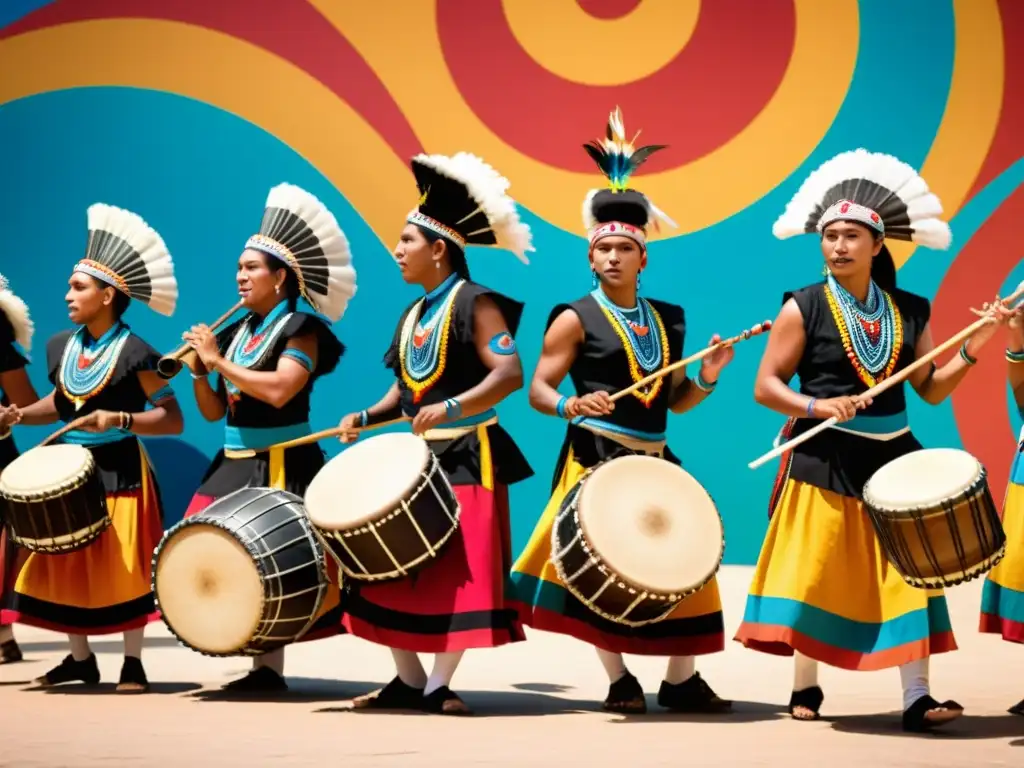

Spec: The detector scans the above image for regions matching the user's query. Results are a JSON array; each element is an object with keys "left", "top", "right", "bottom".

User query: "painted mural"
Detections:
[{"left": 0, "top": 0, "right": 1022, "bottom": 563}]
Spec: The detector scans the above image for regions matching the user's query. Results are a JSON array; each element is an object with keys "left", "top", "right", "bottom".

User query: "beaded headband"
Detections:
[
  {"left": 244, "top": 234, "right": 311, "bottom": 302},
  {"left": 589, "top": 221, "right": 646, "bottom": 248},
  {"left": 818, "top": 199, "right": 884, "bottom": 236},
  {"left": 407, "top": 210, "right": 468, "bottom": 250},
  {"left": 73, "top": 259, "right": 131, "bottom": 294}
]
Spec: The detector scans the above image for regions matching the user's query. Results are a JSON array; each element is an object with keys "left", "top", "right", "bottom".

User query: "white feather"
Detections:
[
  {"left": 411, "top": 153, "right": 534, "bottom": 263},
  {"left": 0, "top": 278, "right": 33, "bottom": 352},
  {"left": 581, "top": 189, "right": 599, "bottom": 231}
]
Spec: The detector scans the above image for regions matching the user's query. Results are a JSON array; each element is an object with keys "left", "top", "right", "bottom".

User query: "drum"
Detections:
[
  {"left": 551, "top": 454, "right": 725, "bottom": 627},
  {"left": 305, "top": 432, "right": 460, "bottom": 582},
  {"left": 153, "top": 487, "right": 329, "bottom": 657},
  {"left": 0, "top": 444, "right": 109, "bottom": 554},
  {"left": 863, "top": 447, "right": 1006, "bottom": 589}
]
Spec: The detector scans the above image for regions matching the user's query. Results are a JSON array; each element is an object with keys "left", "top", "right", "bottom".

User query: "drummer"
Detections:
[
  {"left": 336, "top": 151, "right": 534, "bottom": 715},
  {"left": 509, "top": 110, "right": 733, "bottom": 715},
  {"left": 1, "top": 204, "right": 183, "bottom": 692},
  {"left": 181, "top": 183, "right": 356, "bottom": 693},
  {"left": 979, "top": 302, "right": 1024, "bottom": 715},
  {"left": 0, "top": 272, "right": 40, "bottom": 664},
  {"left": 733, "top": 149, "right": 1013, "bottom": 732}
]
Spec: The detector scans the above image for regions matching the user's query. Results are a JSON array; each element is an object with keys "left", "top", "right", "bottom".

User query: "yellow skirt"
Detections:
[
  {"left": 1, "top": 443, "right": 163, "bottom": 635},
  {"left": 980, "top": 481, "right": 1024, "bottom": 642},
  {"left": 509, "top": 448, "right": 724, "bottom": 656},
  {"left": 734, "top": 479, "right": 956, "bottom": 670}
]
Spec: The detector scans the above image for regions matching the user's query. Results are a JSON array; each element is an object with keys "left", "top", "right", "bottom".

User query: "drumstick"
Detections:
[
  {"left": 747, "top": 282, "right": 1024, "bottom": 470},
  {"left": 609, "top": 320, "right": 773, "bottom": 403},
  {"left": 37, "top": 416, "right": 92, "bottom": 448},
  {"left": 228, "top": 417, "right": 410, "bottom": 459}
]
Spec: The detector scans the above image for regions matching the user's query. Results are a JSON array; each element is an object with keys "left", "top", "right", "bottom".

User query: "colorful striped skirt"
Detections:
[
  {"left": 1, "top": 443, "right": 163, "bottom": 635},
  {"left": 342, "top": 425, "right": 525, "bottom": 653},
  {"left": 734, "top": 478, "right": 956, "bottom": 670},
  {"left": 979, "top": 480, "right": 1024, "bottom": 643},
  {"left": 509, "top": 447, "right": 725, "bottom": 656},
  {"left": 182, "top": 445, "right": 343, "bottom": 643}
]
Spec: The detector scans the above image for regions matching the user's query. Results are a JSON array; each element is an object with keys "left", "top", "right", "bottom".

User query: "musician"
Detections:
[
  {"left": 337, "top": 152, "right": 534, "bottom": 715},
  {"left": 181, "top": 183, "right": 356, "bottom": 693},
  {"left": 509, "top": 110, "right": 732, "bottom": 715},
  {"left": 979, "top": 303, "right": 1024, "bottom": 715},
  {"left": 0, "top": 204, "right": 182, "bottom": 692},
  {"left": 0, "top": 273, "right": 40, "bottom": 664},
  {"left": 733, "top": 149, "right": 1013, "bottom": 732}
]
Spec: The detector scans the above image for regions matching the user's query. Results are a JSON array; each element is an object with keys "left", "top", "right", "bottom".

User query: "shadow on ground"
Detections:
[{"left": 831, "top": 712, "right": 1024, "bottom": 740}]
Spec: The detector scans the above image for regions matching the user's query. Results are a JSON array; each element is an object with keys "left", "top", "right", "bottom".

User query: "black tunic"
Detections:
[
  {"left": 0, "top": 312, "right": 28, "bottom": 471},
  {"left": 781, "top": 281, "right": 932, "bottom": 499},
  {"left": 549, "top": 293, "right": 687, "bottom": 489},
  {"left": 46, "top": 327, "right": 164, "bottom": 495},
  {"left": 195, "top": 309, "right": 344, "bottom": 498},
  {"left": 384, "top": 280, "right": 533, "bottom": 487}
]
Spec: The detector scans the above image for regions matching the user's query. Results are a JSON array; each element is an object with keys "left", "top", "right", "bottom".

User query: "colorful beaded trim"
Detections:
[
  {"left": 74, "top": 259, "right": 130, "bottom": 295},
  {"left": 58, "top": 322, "right": 132, "bottom": 410},
  {"left": 824, "top": 279, "right": 903, "bottom": 388},
  {"left": 589, "top": 220, "right": 646, "bottom": 247},
  {"left": 398, "top": 280, "right": 466, "bottom": 403},
  {"left": 245, "top": 234, "right": 309, "bottom": 301},
  {"left": 407, "top": 211, "right": 467, "bottom": 250},
  {"left": 594, "top": 296, "right": 670, "bottom": 407},
  {"left": 222, "top": 304, "right": 294, "bottom": 410}
]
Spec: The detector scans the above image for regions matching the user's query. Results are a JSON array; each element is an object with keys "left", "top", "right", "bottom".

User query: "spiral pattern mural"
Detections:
[{"left": 1, "top": 0, "right": 1022, "bottom": 562}]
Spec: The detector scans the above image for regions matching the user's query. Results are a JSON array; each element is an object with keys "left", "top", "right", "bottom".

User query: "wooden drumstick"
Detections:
[
  {"left": 609, "top": 320, "right": 773, "bottom": 403},
  {"left": 747, "top": 282, "right": 1024, "bottom": 470},
  {"left": 229, "top": 417, "right": 410, "bottom": 459},
  {"left": 37, "top": 416, "right": 92, "bottom": 448}
]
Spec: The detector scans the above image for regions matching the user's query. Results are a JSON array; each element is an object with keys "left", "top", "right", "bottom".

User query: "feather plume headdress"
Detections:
[
  {"left": 581, "top": 106, "right": 676, "bottom": 246},
  {"left": 73, "top": 204, "right": 178, "bottom": 316},
  {"left": 773, "top": 148, "right": 952, "bottom": 250},
  {"left": 0, "top": 272, "right": 33, "bottom": 352},
  {"left": 245, "top": 183, "right": 358, "bottom": 323},
  {"left": 407, "top": 152, "right": 534, "bottom": 263}
]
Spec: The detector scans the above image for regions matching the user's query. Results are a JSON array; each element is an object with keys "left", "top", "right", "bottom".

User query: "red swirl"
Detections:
[
  {"left": 577, "top": 0, "right": 643, "bottom": 20},
  {"left": 4, "top": 0, "right": 423, "bottom": 163},
  {"left": 437, "top": 0, "right": 795, "bottom": 173}
]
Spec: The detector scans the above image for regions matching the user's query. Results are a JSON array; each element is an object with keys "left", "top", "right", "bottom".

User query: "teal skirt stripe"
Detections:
[
  {"left": 511, "top": 572, "right": 569, "bottom": 615},
  {"left": 981, "top": 580, "right": 1024, "bottom": 623},
  {"left": 742, "top": 594, "right": 952, "bottom": 655}
]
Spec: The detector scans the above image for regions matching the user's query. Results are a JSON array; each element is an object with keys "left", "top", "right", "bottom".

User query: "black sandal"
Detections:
[
  {"left": 221, "top": 666, "right": 288, "bottom": 694},
  {"left": 34, "top": 653, "right": 101, "bottom": 687},
  {"left": 902, "top": 694, "right": 963, "bottom": 733},
  {"left": 0, "top": 638, "right": 22, "bottom": 664},
  {"left": 1009, "top": 698, "right": 1024, "bottom": 716},
  {"left": 116, "top": 656, "right": 149, "bottom": 694},
  {"left": 657, "top": 672, "right": 732, "bottom": 713},
  {"left": 423, "top": 686, "right": 473, "bottom": 716},
  {"left": 351, "top": 676, "right": 425, "bottom": 711},
  {"left": 788, "top": 686, "right": 824, "bottom": 721},
  {"left": 602, "top": 671, "right": 647, "bottom": 715}
]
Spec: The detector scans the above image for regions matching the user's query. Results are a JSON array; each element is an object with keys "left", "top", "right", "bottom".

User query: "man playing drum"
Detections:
[
  {"left": 980, "top": 302, "right": 1024, "bottom": 715},
  {"left": 179, "top": 183, "right": 356, "bottom": 692},
  {"left": 0, "top": 272, "right": 40, "bottom": 664},
  {"left": 734, "top": 149, "right": 1012, "bottom": 731},
  {"left": 0, "top": 204, "right": 184, "bottom": 692},
  {"left": 336, "top": 151, "right": 534, "bottom": 715},
  {"left": 509, "top": 110, "right": 734, "bottom": 715}
]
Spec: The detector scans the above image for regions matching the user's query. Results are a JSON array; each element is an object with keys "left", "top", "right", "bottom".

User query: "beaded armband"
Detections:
[
  {"left": 1006, "top": 348, "right": 1024, "bottom": 364},
  {"left": 693, "top": 371, "right": 717, "bottom": 393},
  {"left": 959, "top": 341, "right": 977, "bottom": 366},
  {"left": 488, "top": 332, "right": 517, "bottom": 356}
]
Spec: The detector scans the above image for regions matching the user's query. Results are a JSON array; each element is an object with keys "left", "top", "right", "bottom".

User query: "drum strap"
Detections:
[
  {"left": 577, "top": 420, "right": 665, "bottom": 456},
  {"left": 269, "top": 447, "right": 286, "bottom": 491},
  {"left": 422, "top": 415, "right": 498, "bottom": 441}
]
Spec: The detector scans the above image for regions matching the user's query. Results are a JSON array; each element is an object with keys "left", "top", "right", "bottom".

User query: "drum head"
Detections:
[
  {"left": 155, "top": 524, "right": 263, "bottom": 655},
  {"left": 305, "top": 432, "right": 431, "bottom": 530},
  {"left": 0, "top": 444, "right": 92, "bottom": 495},
  {"left": 864, "top": 448, "right": 982, "bottom": 511},
  {"left": 577, "top": 455, "right": 723, "bottom": 594}
]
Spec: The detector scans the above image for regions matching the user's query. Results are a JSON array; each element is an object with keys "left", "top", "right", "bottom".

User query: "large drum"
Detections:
[
  {"left": 863, "top": 447, "right": 1006, "bottom": 589},
  {"left": 305, "top": 432, "right": 460, "bottom": 582},
  {"left": 153, "top": 487, "right": 330, "bottom": 657},
  {"left": 552, "top": 454, "right": 725, "bottom": 627},
  {"left": 0, "top": 443, "right": 109, "bottom": 554}
]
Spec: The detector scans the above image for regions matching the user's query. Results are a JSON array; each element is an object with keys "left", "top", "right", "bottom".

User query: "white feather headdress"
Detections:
[
  {"left": 245, "top": 183, "right": 357, "bottom": 324},
  {"left": 74, "top": 204, "right": 178, "bottom": 316},
  {"left": 772, "top": 149, "right": 952, "bottom": 250},
  {"left": 407, "top": 152, "right": 534, "bottom": 263},
  {"left": 0, "top": 273, "right": 33, "bottom": 352}
]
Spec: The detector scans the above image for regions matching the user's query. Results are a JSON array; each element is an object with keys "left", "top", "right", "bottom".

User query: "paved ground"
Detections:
[{"left": 1, "top": 566, "right": 1021, "bottom": 767}]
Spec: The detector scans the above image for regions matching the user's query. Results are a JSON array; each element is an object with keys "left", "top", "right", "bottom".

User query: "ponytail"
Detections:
[{"left": 871, "top": 243, "right": 897, "bottom": 292}]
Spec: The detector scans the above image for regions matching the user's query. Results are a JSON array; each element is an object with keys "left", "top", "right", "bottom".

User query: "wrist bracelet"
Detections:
[
  {"left": 556, "top": 395, "right": 568, "bottom": 418},
  {"left": 959, "top": 341, "right": 978, "bottom": 366},
  {"left": 359, "top": 410, "right": 369, "bottom": 427},
  {"left": 806, "top": 397, "right": 817, "bottom": 417},
  {"left": 443, "top": 398, "right": 463, "bottom": 419},
  {"left": 190, "top": 370, "right": 208, "bottom": 380},
  {"left": 1006, "top": 348, "right": 1024, "bottom": 364},
  {"left": 694, "top": 372, "right": 718, "bottom": 393},
  {"left": 0, "top": 427, "right": 10, "bottom": 441}
]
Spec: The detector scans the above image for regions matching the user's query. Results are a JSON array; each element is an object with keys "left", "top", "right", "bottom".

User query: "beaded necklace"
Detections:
[
  {"left": 399, "top": 274, "right": 465, "bottom": 403},
  {"left": 222, "top": 301, "right": 294, "bottom": 406},
  {"left": 591, "top": 289, "right": 670, "bottom": 407},
  {"left": 58, "top": 322, "right": 132, "bottom": 410},
  {"left": 824, "top": 273, "right": 903, "bottom": 387}
]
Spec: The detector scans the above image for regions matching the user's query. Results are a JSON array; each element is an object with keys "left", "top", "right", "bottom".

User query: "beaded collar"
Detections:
[
  {"left": 222, "top": 301, "right": 294, "bottom": 409},
  {"left": 591, "top": 289, "right": 669, "bottom": 407},
  {"left": 58, "top": 322, "right": 132, "bottom": 411},
  {"left": 399, "top": 274, "right": 466, "bottom": 403},
  {"left": 823, "top": 273, "right": 903, "bottom": 388}
]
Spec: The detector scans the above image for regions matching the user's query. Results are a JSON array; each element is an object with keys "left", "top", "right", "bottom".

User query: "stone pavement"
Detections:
[{"left": 1, "top": 566, "right": 1022, "bottom": 767}]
